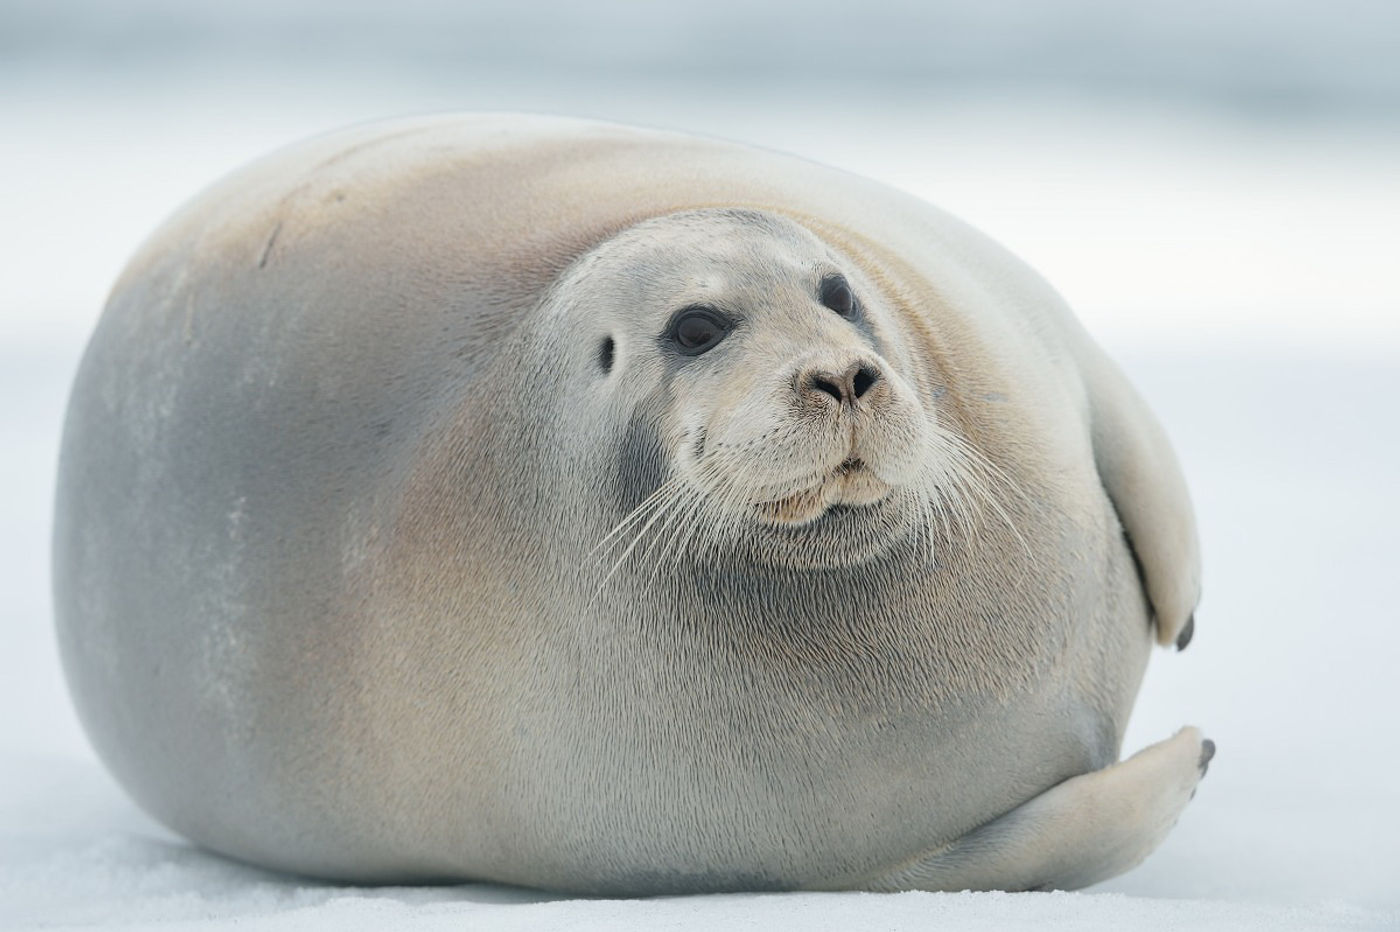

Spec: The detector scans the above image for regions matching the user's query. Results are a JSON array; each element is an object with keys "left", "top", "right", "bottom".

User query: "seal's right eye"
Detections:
[
  {"left": 666, "top": 306, "right": 732, "bottom": 356},
  {"left": 820, "top": 274, "right": 859, "bottom": 320}
]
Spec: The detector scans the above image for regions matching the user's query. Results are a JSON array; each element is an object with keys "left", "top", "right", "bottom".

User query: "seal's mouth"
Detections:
[{"left": 755, "top": 457, "right": 891, "bottom": 525}]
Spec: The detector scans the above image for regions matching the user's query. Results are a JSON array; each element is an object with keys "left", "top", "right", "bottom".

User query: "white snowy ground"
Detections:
[{"left": 3, "top": 81, "right": 1399, "bottom": 930}]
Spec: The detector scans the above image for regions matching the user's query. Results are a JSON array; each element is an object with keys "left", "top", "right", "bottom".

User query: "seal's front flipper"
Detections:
[
  {"left": 835, "top": 727, "right": 1213, "bottom": 893},
  {"left": 1078, "top": 349, "right": 1201, "bottom": 648}
]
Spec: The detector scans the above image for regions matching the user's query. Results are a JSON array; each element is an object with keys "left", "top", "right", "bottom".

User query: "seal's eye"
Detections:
[
  {"left": 667, "top": 306, "right": 732, "bottom": 356},
  {"left": 820, "top": 275, "right": 858, "bottom": 319}
]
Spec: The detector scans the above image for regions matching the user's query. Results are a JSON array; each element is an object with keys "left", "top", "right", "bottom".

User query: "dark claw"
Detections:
[
  {"left": 1176, "top": 613, "right": 1196, "bottom": 651},
  {"left": 1198, "top": 738, "right": 1216, "bottom": 775}
]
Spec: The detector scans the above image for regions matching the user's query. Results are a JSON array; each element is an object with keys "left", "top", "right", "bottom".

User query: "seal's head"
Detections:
[{"left": 528, "top": 208, "right": 992, "bottom": 572}]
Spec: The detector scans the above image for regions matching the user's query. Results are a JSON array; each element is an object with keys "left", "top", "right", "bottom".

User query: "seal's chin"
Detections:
[{"left": 755, "top": 459, "right": 893, "bottom": 526}]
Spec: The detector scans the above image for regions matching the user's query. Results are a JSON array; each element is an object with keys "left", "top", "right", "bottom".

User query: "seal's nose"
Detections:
[{"left": 803, "top": 361, "right": 882, "bottom": 407}]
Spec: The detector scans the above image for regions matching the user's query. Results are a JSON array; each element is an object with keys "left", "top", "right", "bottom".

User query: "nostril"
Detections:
[
  {"left": 810, "top": 375, "right": 844, "bottom": 402},
  {"left": 852, "top": 366, "right": 879, "bottom": 399}
]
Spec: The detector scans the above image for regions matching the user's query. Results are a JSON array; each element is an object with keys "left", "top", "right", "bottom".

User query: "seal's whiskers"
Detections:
[
  {"left": 591, "top": 483, "right": 691, "bottom": 596},
  {"left": 925, "top": 425, "right": 1034, "bottom": 562},
  {"left": 589, "top": 478, "right": 683, "bottom": 558}
]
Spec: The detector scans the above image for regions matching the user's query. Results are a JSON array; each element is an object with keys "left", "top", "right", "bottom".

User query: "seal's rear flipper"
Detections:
[{"left": 829, "top": 727, "right": 1212, "bottom": 893}]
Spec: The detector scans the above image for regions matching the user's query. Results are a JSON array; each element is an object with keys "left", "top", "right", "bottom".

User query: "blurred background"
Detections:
[{"left": 3, "top": 0, "right": 1398, "bottom": 925}]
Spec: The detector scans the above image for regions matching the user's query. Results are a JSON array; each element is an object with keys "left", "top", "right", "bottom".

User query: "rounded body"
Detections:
[{"left": 53, "top": 114, "right": 1197, "bottom": 893}]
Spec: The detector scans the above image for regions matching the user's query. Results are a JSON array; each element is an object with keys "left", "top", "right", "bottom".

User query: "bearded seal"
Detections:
[{"left": 53, "top": 113, "right": 1208, "bottom": 894}]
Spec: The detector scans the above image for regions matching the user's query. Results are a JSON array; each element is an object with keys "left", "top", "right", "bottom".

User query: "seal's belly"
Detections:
[
  {"left": 473, "top": 537, "right": 1150, "bottom": 893},
  {"left": 493, "top": 654, "right": 1130, "bottom": 894}
]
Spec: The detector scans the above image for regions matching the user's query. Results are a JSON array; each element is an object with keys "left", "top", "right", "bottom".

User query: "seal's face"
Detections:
[{"left": 552, "top": 208, "right": 984, "bottom": 571}]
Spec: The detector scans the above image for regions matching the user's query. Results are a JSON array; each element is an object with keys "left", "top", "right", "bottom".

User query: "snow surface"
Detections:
[{"left": 4, "top": 42, "right": 1400, "bottom": 932}]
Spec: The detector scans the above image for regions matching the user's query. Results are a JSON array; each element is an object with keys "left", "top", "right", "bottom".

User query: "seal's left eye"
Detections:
[
  {"left": 667, "top": 307, "right": 732, "bottom": 356},
  {"left": 820, "top": 275, "right": 858, "bottom": 319}
]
